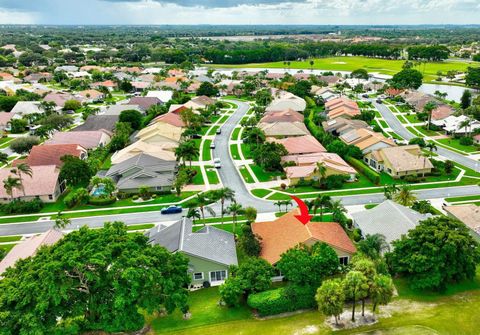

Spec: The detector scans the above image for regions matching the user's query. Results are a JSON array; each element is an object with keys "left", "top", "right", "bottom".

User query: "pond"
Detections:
[{"left": 418, "top": 83, "right": 476, "bottom": 103}]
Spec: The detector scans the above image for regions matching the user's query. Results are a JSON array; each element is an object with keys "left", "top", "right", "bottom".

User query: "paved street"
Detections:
[
  {"left": 374, "top": 101, "right": 480, "bottom": 171},
  {"left": 1, "top": 101, "right": 480, "bottom": 236}
]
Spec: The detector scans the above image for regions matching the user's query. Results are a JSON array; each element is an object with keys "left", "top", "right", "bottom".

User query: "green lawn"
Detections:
[
  {"left": 251, "top": 188, "right": 272, "bottom": 198},
  {"left": 403, "top": 113, "right": 423, "bottom": 124},
  {"left": 230, "top": 144, "right": 241, "bottom": 160},
  {"left": 206, "top": 126, "right": 219, "bottom": 136},
  {"left": 445, "top": 195, "right": 480, "bottom": 203},
  {"left": 211, "top": 56, "right": 474, "bottom": 83},
  {"left": 239, "top": 166, "right": 255, "bottom": 183},
  {"left": 413, "top": 126, "right": 441, "bottom": 137},
  {"left": 231, "top": 127, "right": 241, "bottom": 141},
  {"left": 205, "top": 166, "right": 220, "bottom": 184},
  {"left": 218, "top": 115, "right": 229, "bottom": 124},
  {"left": 191, "top": 166, "right": 204, "bottom": 185},
  {"left": 125, "top": 223, "right": 155, "bottom": 231},
  {"left": 202, "top": 140, "right": 212, "bottom": 161},
  {"left": 191, "top": 139, "right": 202, "bottom": 162},
  {"left": 240, "top": 143, "right": 253, "bottom": 159},
  {"left": 0, "top": 235, "right": 22, "bottom": 243},
  {"left": 378, "top": 119, "right": 389, "bottom": 128},
  {"left": 0, "top": 243, "right": 16, "bottom": 251},
  {"left": 387, "top": 131, "right": 404, "bottom": 140},
  {"left": 436, "top": 138, "right": 479, "bottom": 153},
  {"left": 249, "top": 165, "right": 283, "bottom": 182}
]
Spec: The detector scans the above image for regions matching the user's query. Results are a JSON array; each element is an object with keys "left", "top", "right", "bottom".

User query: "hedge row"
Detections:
[
  {"left": 88, "top": 196, "right": 117, "bottom": 206},
  {"left": 247, "top": 285, "right": 316, "bottom": 317},
  {"left": 346, "top": 156, "right": 380, "bottom": 185}
]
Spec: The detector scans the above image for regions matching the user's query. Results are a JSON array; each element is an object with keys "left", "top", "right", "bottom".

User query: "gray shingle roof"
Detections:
[
  {"left": 148, "top": 217, "right": 238, "bottom": 266},
  {"left": 352, "top": 200, "right": 432, "bottom": 245},
  {"left": 73, "top": 115, "right": 118, "bottom": 132}
]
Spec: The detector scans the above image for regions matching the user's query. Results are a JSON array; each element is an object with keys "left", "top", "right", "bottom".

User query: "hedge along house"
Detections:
[{"left": 147, "top": 217, "right": 238, "bottom": 288}]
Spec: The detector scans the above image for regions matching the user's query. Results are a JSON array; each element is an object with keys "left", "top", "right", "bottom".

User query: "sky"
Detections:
[{"left": 0, "top": 0, "right": 479, "bottom": 25}]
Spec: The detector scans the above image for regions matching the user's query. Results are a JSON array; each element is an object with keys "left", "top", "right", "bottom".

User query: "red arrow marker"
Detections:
[{"left": 290, "top": 195, "right": 312, "bottom": 225}]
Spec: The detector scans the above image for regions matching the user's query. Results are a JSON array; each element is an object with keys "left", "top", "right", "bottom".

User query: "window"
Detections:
[
  {"left": 193, "top": 272, "right": 203, "bottom": 280},
  {"left": 339, "top": 257, "right": 349, "bottom": 266},
  {"left": 210, "top": 270, "right": 227, "bottom": 282},
  {"left": 48, "top": 194, "right": 53, "bottom": 200}
]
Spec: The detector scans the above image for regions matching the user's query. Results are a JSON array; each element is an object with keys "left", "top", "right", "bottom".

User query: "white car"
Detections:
[
  {"left": 210, "top": 142, "right": 216, "bottom": 149},
  {"left": 213, "top": 158, "right": 221, "bottom": 168}
]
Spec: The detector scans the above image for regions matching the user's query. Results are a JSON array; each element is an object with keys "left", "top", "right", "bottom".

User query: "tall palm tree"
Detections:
[
  {"left": 423, "top": 101, "right": 437, "bottom": 130},
  {"left": 357, "top": 234, "right": 390, "bottom": 259},
  {"left": 13, "top": 163, "right": 32, "bottom": 196},
  {"left": 226, "top": 201, "right": 244, "bottom": 236},
  {"left": 282, "top": 200, "right": 293, "bottom": 212},
  {"left": 175, "top": 140, "right": 199, "bottom": 168},
  {"left": 3, "top": 176, "right": 21, "bottom": 201},
  {"left": 187, "top": 207, "right": 201, "bottom": 224},
  {"left": 195, "top": 193, "right": 215, "bottom": 225},
  {"left": 330, "top": 200, "right": 347, "bottom": 224},
  {"left": 0, "top": 152, "right": 8, "bottom": 166},
  {"left": 274, "top": 200, "right": 283, "bottom": 213},
  {"left": 214, "top": 187, "right": 235, "bottom": 224},
  {"left": 313, "top": 195, "right": 332, "bottom": 221},
  {"left": 393, "top": 185, "right": 417, "bottom": 206},
  {"left": 315, "top": 162, "right": 327, "bottom": 187},
  {"left": 459, "top": 118, "right": 473, "bottom": 138}
]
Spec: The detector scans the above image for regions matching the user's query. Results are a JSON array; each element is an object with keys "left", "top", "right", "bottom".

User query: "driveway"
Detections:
[{"left": 374, "top": 101, "right": 480, "bottom": 171}]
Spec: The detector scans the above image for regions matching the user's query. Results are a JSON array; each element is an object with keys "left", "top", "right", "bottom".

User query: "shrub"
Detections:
[
  {"left": 9, "top": 136, "right": 40, "bottom": 154},
  {"left": 345, "top": 157, "right": 380, "bottom": 185},
  {"left": 64, "top": 188, "right": 90, "bottom": 208},
  {"left": 1, "top": 198, "right": 44, "bottom": 214},
  {"left": 247, "top": 285, "right": 316, "bottom": 317},
  {"left": 324, "top": 174, "right": 348, "bottom": 190},
  {"left": 353, "top": 228, "right": 362, "bottom": 242},
  {"left": 132, "top": 195, "right": 139, "bottom": 200},
  {"left": 88, "top": 196, "right": 116, "bottom": 206},
  {"left": 459, "top": 136, "right": 474, "bottom": 146}
]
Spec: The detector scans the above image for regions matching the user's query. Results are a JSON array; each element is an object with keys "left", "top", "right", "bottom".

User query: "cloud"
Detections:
[{"left": 102, "top": 0, "right": 309, "bottom": 9}]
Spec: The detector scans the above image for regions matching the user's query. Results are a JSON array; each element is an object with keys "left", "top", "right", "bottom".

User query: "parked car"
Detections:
[
  {"left": 216, "top": 128, "right": 222, "bottom": 135},
  {"left": 376, "top": 99, "right": 383, "bottom": 104},
  {"left": 362, "top": 94, "right": 369, "bottom": 98},
  {"left": 161, "top": 205, "right": 182, "bottom": 214},
  {"left": 210, "top": 142, "right": 216, "bottom": 149},
  {"left": 214, "top": 158, "right": 221, "bottom": 168}
]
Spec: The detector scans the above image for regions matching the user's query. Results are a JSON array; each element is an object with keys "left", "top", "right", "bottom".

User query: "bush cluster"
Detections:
[
  {"left": 1, "top": 198, "right": 44, "bottom": 214},
  {"left": 345, "top": 157, "right": 380, "bottom": 185}
]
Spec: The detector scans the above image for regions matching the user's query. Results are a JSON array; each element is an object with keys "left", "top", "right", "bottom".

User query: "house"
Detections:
[
  {"left": 474, "top": 134, "right": 480, "bottom": 145},
  {"left": 322, "top": 117, "right": 369, "bottom": 136},
  {"left": 258, "top": 121, "right": 310, "bottom": 138},
  {"left": 340, "top": 128, "right": 396, "bottom": 154},
  {"left": 0, "top": 229, "right": 64, "bottom": 277},
  {"left": 105, "top": 153, "right": 176, "bottom": 193},
  {"left": 9, "top": 101, "right": 44, "bottom": 119},
  {"left": 131, "top": 81, "right": 151, "bottom": 92},
  {"left": 268, "top": 135, "right": 326, "bottom": 155},
  {"left": 352, "top": 200, "right": 432, "bottom": 246},
  {"left": 311, "top": 86, "right": 338, "bottom": 101},
  {"left": 0, "top": 72, "right": 19, "bottom": 83},
  {"left": 20, "top": 144, "right": 88, "bottom": 168},
  {"left": 0, "top": 112, "right": 14, "bottom": 132},
  {"left": 385, "top": 88, "right": 404, "bottom": 97},
  {"left": 184, "top": 96, "right": 215, "bottom": 111},
  {"left": 147, "top": 217, "right": 238, "bottom": 287},
  {"left": 431, "top": 104, "right": 455, "bottom": 122},
  {"left": 400, "top": 91, "right": 437, "bottom": 112},
  {"left": 325, "top": 97, "right": 361, "bottom": 119},
  {"left": 282, "top": 152, "right": 356, "bottom": 185},
  {"left": 431, "top": 115, "right": 480, "bottom": 135},
  {"left": 46, "top": 130, "right": 112, "bottom": 149},
  {"left": 43, "top": 92, "right": 79, "bottom": 108},
  {"left": 0, "top": 165, "right": 66, "bottom": 203},
  {"left": 103, "top": 104, "right": 142, "bottom": 116},
  {"left": 252, "top": 209, "right": 356, "bottom": 265},
  {"left": 55, "top": 65, "right": 79, "bottom": 73},
  {"left": 110, "top": 141, "right": 176, "bottom": 165},
  {"left": 364, "top": 145, "right": 433, "bottom": 178},
  {"left": 23, "top": 72, "right": 53, "bottom": 84},
  {"left": 318, "top": 75, "right": 342, "bottom": 86},
  {"left": 91, "top": 80, "right": 117, "bottom": 91},
  {"left": 266, "top": 91, "right": 306, "bottom": 112},
  {"left": 136, "top": 120, "right": 183, "bottom": 145},
  {"left": 259, "top": 109, "right": 304, "bottom": 123},
  {"left": 444, "top": 205, "right": 480, "bottom": 240},
  {"left": 146, "top": 90, "right": 174, "bottom": 103},
  {"left": 128, "top": 97, "right": 162, "bottom": 111},
  {"left": 77, "top": 89, "right": 104, "bottom": 103},
  {"left": 168, "top": 69, "right": 186, "bottom": 77},
  {"left": 73, "top": 115, "right": 118, "bottom": 133}
]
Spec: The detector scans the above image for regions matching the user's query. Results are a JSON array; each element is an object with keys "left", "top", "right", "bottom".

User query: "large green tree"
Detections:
[
  {"left": 119, "top": 109, "right": 143, "bottom": 130},
  {"left": 60, "top": 155, "right": 93, "bottom": 187},
  {"left": 343, "top": 270, "right": 369, "bottom": 322},
  {"left": 465, "top": 67, "right": 480, "bottom": 89},
  {"left": 0, "top": 222, "right": 190, "bottom": 334},
  {"left": 390, "top": 68, "right": 423, "bottom": 89},
  {"left": 315, "top": 279, "right": 345, "bottom": 325},
  {"left": 387, "top": 216, "right": 480, "bottom": 291}
]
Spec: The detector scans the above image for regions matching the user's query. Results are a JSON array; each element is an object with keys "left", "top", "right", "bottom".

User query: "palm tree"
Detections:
[
  {"left": 309, "top": 60, "right": 314, "bottom": 71},
  {"left": 330, "top": 200, "right": 347, "bottom": 224},
  {"left": 274, "top": 200, "right": 283, "bottom": 213},
  {"left": 313, "top": 195, "right": 332, "bottom": 221},
  {"left": 383, "top": 183, "right": 399, "bottom": 200},
  {"left": 315, "top": 162, "right": 327, "bottom": 187},
  {"left": 0, "top": 152, "right": 8, "bottom": 166},
  {"left": 425, "top": 142, "right": 437, "bottom": 159},
  {"left": 459, "top": 117, "right": 473, "bottom": 137},
  {"left": 175, "top": 140, "right": 199, "bottom": 168},
  {"left": 3, "top": 176, "right": 21, "bottom": 201},
  {"left": 357, "top": 234, "right": 390, "bottom": 259},
  {"left": 214, "top": 187, "right": 235, "bottom": 224},
  {"left": 423, "top": 101, "right": 437, "bottom": 130},
  {"left": 393, "top": 185, "right": 417, "bottom": 206},
  {"left": 282, "top": 200, "right": 292, "bottom": 212},
  {"left": 187, "top": 207, "right": 201, "bottom": 224},
  {"left": 54, "top": 211, "right": 71, "bottom": 230},
  {"left": 226, "top": 201, "right": 244, "bottom": 236},
  {"left": 12, "top": 163, "right": 32, "bottom": 196},
  {"left": 195, "top": 193, "right": 215, "bottom": 225}
]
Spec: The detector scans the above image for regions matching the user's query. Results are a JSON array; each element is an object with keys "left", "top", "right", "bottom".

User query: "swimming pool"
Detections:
[{"left": 91, "top": 185, "right": 107, "bottom": 197}]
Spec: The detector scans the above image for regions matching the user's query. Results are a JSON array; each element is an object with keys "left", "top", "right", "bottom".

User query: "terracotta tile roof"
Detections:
[
  {"left": 340, "top": 128, "right": 396, "bottom": 151},
  {"left": 445, "top": 205, "right": 480, "bottom": 235},
  {"left": 325, "top": 97, "right": 358, "bottom": 110},
  {"left": 0, "top": 165, "right": 60, "bottom": 199},
  {"left": 385, "top": 88, "right": 404, "bottom": 96},
  {"left": 46, "top": 130, "right": 111, "bottom": 149},
  {"left": 23, "top": 144, "right": 87, "bottom": 167},
  {"left": 373, "top": 145, "right": 433, "bottom": 172},
  {"left": 258, "top": 121, "right": 310, "bottom": 137},
  {"left": 431, "top": 104, "right": 454, "bottom": 121},
  {"left": 268, "top": 135, "right": 326, "bottom": 155},
  {"left": 78, "top": 89, "right": 103, "bottom": 100},
  {"left": 283, "top": 152, "right": 356, "bottom": 176},
  {"left": 152, "top": 111, "right": 185, "bottom": 127},
  {"left": 252, "top": 209, "right": 356, "bottom": 264},
  {"left": 0, "top": 112, "right": 14, "bottom": 125},
  {"left": 260, "top": 109, "right": 304, "bottom": 123},
  {"left": 0, "top": 229, "right": 64, "bottom": 276},
  {"left": 92, "top": 80, "right": 117, "bottom": 88},
  {"left": 328, "top": 105, "right": 361, "bottom": 119}
]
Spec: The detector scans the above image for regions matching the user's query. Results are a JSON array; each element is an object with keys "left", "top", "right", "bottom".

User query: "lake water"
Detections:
[{"left": 419, "top": 84, "right": 475, "bottom": 103}]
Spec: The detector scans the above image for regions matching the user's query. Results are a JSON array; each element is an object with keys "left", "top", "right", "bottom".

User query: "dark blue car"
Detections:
[{"left": 161, "top": 205, "right": 183, "bottom": 214}]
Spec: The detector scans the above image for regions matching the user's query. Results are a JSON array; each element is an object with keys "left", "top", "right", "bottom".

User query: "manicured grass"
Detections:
[
  {"left": 125, "top": 223, "right": 155, "bottom": 231},
  {"left": 202, "top": 140, "right": 212, "bottom": 161},
  {"left": 212, "top": 56, "right": 474, "bottom": 83},
  {"left": 240, "top": 143, "right": 253, "bottom": 159},
  {"left": 100, "top": 153, "right": 112, "bottom": 170},
  {"left": 364, "top": 204, "right": 379, "bottom": 209},
  {"left": 249, "top": 165, "right": 283, "bottom": 182},
  {"left": 218, "top": 115, "right": 230, "bottom": 124},
  {"left": 378, "top": 119, "right": 389, "bottom": 128},
  {"left": 403, "top": 113, "right": 423, "bottom": 124},
  {"left": 206, "top": 126, "right": 219, "bottom": 136},
  {"left": 230, "top": 144, "right": 241, "bottom": 160},
  {"left": 436, "top": 138, "right": 479, "bottom": 153},
  {"left": 239, "top": 166, "right": 255, "bottom": 183},
  {"left": 0, "top": 243, "right": 16, "bottom": 251},
  {"left": 251, "top": 188, "right": 273, "bottom": 198},
  {"left": 387, "top": 131, "right": 403, "bottom": 140},
  {"left": 205, "top": 166, "right": 220, "bottom": 184},
  {"left": 191, "top": 166, "right": 204, "bottom": 185},
  {"left": 445, "top": 195, "right": 480, "bottom": 203},
  {"left": 414, "top": 126, "right": 441, "bottom": 137},
  {"left": 0, "top": 235, "right": 22, "bottom": 243},
  {"left": 195, "top": 216, "right": 247, "bottom": 225},
  {"left": 231, "top": 127, "right": 241, "bottom": 141},
  {"left": 191, "top": 139, "right": 202, "bottom": 162}
]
